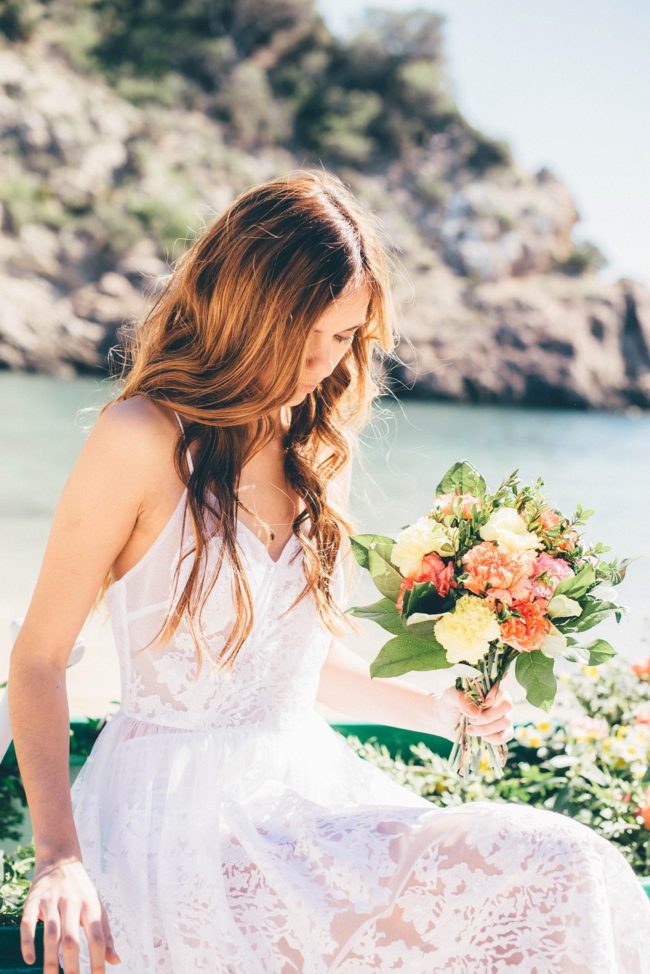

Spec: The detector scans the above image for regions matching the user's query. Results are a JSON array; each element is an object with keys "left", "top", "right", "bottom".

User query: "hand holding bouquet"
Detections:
[{"left": 347, "top": 462, "right": 631, "bottom": 779}]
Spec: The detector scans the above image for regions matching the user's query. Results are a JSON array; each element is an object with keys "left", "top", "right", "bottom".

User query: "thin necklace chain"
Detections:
[{"left": 236, "top": 478, "right": 298, "bottom": 543}]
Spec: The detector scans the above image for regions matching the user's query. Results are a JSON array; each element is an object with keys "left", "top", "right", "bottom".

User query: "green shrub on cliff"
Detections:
[{"left": 1, "top": 0, "right": 512, "bottom": 175}]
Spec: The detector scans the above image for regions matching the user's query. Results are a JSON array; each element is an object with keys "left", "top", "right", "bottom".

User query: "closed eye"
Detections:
[{"left": 335, "top": 335, "right": 355, "bottom": 344}]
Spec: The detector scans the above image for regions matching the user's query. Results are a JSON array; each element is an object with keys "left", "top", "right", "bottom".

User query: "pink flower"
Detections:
[
  {"left": 568, "top": 715, "right": 609, "bottom": 741},
  {"left": 434, "top": 492, "right": 482, "bottom": 519},
  {"left": 634, "top": 701, "right": 650, "bottom": 726},
  {"left": 462, "top": 542, "right": 535, "bottom": 608},
  {"left": 532, "top": 552, "right": 574, "bottom": 599},
  {"left": 396, "top": 552, "right": 455, "bottom": 614},
  {"left": 639, "top": 787, "right": 650, "bottom": 831}
]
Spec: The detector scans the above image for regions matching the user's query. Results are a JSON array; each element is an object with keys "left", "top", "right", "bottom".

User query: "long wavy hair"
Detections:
[{"left": 95, "top": 168, "right": 398, "bottom": 675}]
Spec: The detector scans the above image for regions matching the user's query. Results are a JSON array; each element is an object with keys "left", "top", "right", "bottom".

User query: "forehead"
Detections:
[{"left": 311, "top": 285, "right": 371, "bottom": 333}]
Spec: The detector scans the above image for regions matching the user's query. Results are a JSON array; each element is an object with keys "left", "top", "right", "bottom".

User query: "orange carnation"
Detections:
[
  {"left": 500, "top": 599, "right": 551, "bottom": 653},
  {"left": 462, "top": 542, "right": 535, "bottom": 608}
]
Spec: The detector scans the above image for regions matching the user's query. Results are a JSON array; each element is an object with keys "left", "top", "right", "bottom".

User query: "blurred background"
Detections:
[{"left": 1, "top": 0, "right": 649, "bottom": 721}]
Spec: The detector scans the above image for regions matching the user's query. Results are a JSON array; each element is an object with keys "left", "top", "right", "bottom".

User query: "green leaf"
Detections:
[
  {"left": 584, "top": 638, "right": 617, "bottom": 666},
  {"left": 404, "top": 611, "right": 447, "bottom": 639},
  {"left": 435, "top": 460, "right": 487, "bottom": 499},
  {"left": 369, "top": 634, "right": 453, "bottom": 678},
  {"left": 368, "top": 545, "right": 403, "bottom": 601},
  {"left": 401, "top": 578, "right": 449, "bottom": 618},
  {"left": 514, "top": 650, "right": 557, "bottom": 712},
  {"left": 349, "top": 534, "right": 396, "bottom": 570},
  {"left": 346, "top": 597, "right": 406, "bottom": 636},
  {"left": 563, "top": 644, "right": 591, "bottom": 665},
  {"left": 568, "top": 600, "right": 618, "bottom": 633},
  {"left": 553, "top": 564, "right": 596, "bottom": 600}
]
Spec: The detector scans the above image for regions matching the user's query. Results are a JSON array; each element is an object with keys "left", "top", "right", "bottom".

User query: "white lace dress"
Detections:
[{"left": 66, "top": 437, "right": 650, "bottom": 973}]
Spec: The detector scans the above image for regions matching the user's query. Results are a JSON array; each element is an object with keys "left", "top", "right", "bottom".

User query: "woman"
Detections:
[{"left": 9, "top": 169, "right": 650, "bottom": 973}]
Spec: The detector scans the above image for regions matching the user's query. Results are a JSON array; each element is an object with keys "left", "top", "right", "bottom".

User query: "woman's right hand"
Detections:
[{"left": 20, "top": 856, "right": 121, "bottom": 972}]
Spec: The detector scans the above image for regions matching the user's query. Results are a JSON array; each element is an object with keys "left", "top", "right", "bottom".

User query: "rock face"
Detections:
[{"left": 1, "top": 37, "right": 649, "bottom": 408}]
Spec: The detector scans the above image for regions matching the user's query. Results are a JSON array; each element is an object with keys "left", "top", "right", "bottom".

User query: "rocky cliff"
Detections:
[{"left": 1, "top": 5, "right": 649, "bottom": 410}]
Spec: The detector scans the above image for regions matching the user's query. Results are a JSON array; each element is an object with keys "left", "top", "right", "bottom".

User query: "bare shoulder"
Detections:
[
  {"left": 11, "top": 397, "right": 180, "bottom": 665},
  {"left": 96, "top": 392, "right": 180, "bottom": 459},
  {"left": 95, "top": 394, "right": 178, "bottom": 446}
]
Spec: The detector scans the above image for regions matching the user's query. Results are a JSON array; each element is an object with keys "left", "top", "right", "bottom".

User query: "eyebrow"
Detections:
[{"left": 314, "top": 322, "right": 365, "bottom": 334}]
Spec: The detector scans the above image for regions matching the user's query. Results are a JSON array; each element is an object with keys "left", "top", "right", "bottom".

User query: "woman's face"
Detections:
[{"left": 284, "top": 284, "right": 371, "bottom": 406}]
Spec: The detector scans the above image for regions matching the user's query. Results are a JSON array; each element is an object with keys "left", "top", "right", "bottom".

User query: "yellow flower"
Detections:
[
  {"left": 535, "top": 719, "right": 552, "bottom": 733},
  {"left": 603, "top": 739, "right": 612, "bottom": 752},
  {"left": 392, "top": 516, "right": 459, "bottom": 576},
  {"left": 527, "top": 733, "right": 543, "bottom": 748},
  {"left": 434, "top": 595, "right": 500, "bottom": 665},
  {"left": 581, "top": 666, "right": 599, "bottom": 679}
]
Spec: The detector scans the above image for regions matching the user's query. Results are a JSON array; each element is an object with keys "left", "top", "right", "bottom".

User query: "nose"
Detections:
[{"left": 305, "top": 343, "right": 335, "bottom": 378}]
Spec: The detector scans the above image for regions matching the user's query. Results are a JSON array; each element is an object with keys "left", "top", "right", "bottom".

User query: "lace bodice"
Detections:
[{"left": 104, "top": 420, "right": 348, "bottom": 731}]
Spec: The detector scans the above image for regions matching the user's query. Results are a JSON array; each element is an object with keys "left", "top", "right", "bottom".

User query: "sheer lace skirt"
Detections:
[{"left": 64, "top": 709, "right": 650, "bottom": 973}]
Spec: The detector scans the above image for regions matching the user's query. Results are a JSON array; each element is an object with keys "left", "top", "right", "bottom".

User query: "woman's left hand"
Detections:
[
  {"left": 432, "top": 681, "right": 515, "bottom": 744},
  {"left": 464, "top": 682, "right": 515, "bottom": 746}
]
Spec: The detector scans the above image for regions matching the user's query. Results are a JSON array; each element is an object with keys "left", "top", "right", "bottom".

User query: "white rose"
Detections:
[
  {"left": 539, "top": 623, "right": 568, "bottom": 659},
  {"left": 547, "top": 594, "right": 582, "bottom": 619},
  {"left": 392, "top": 516, "right": 458, "bottom": 577},
  {"left": 479, "top": 507, "right": 543, "bottom": 554}
]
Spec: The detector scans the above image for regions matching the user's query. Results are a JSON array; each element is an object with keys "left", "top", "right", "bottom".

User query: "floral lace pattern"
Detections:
[{"left": 65, "top": 470, "right": 650, "bottom": 972}]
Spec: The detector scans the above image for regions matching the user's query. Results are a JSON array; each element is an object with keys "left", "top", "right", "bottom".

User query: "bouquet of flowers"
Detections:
[{"left": 346, "top": 461, "right": 632, "bottom": 779}]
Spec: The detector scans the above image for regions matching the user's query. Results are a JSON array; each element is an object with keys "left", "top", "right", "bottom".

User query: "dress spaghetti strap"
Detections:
[{"left": 172, "top": 409, "right": 194, "bottom": 475}]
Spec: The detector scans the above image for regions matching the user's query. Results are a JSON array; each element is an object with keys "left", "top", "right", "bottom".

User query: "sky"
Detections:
[{"left": 318, "top": 0, "right": 650, "bottom": 287}]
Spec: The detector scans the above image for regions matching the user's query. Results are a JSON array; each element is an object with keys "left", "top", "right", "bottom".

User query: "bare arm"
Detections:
[
  {"left": 8, "top": 396, "right": 165, "bottom": 969},
  {"left": 316, "top": 455, "right": 442, "bottom": 732},
  {"left": 317, "top": 460, "right": 515, "bottom": 742}
]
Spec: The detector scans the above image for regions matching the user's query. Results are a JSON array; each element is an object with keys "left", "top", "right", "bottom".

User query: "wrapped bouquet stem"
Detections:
[
  {"left": 447, "top": 649, "right": 515, "bottom": 779},
  {"left": 346, "top": 461, "right": 632, "bottom": 781}
]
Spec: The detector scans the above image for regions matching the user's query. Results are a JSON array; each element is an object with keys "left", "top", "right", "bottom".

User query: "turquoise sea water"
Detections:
[{"left": 1, "top": 373, "right": 649, "bottom": 669}]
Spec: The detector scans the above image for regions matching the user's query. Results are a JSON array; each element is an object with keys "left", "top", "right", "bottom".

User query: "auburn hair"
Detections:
[{"left": 94, "top": 168, "right": 399, "bottom": 674}]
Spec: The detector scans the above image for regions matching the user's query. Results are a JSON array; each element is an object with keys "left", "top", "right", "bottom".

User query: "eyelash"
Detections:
[{"left": 336, "top": 335, "right": 355, "bottom": 344}]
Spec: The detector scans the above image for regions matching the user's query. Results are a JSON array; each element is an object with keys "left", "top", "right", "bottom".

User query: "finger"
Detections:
[
  {"left": 483, "top": 683, "right": 507, "bottom": 706},
  {"left": 455, "top": 692, "right": 480, "bottom": 717},
  {"left": 471, "top": 705, "right": 511, "bottom": 727},
  {"left": 81, "top": 905, "right": 107, "bottom": 973},
  {"left": 59, "top": 899, "right": 81, "bottom": 973},
  {"left": 483, "top": 728, "right": 515, "bottom": 745},
  {"left": 41, "top": 906, "right": 61, "bottom": 974},
  {"left": 485, "top": 726, "right": 515, "bottom": 744},
  {"left": 467, "top": 715, "right": 513, "bottom": 737},
  {"left": 101, "top": 902, "right": 121, "bottom": 965},
  {"left": 20, "top": 905, "right": 39, "bottom": 965}
]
